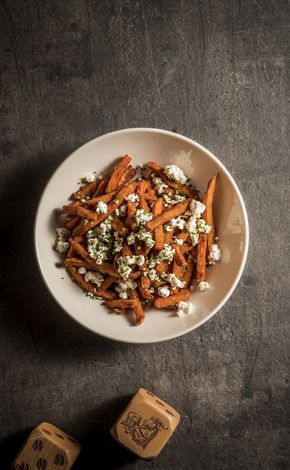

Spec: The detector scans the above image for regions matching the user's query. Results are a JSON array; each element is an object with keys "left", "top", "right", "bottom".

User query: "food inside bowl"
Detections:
[{"left": 55, "top": 155, "right": 222, "bottom": 325}]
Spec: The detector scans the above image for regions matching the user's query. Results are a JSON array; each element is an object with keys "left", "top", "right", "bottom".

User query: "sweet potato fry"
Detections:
[
  {"left": 64, "top": 258, "right": 96, "bottom": 270},
  {"left": 146, "top": 161, "right": 162, "bottom": 172},
  {"left": 116, "top": 166, "right": 136, "bottom": 189},
  {"left": 122, "top": 242, "right": 132, "bottom": 257},
  {"left": 105, "top": 299, "right": 135, "bottom": 310},
  {"left": 172, "top": 244, "right": 188, "bottom": 266},
  {"left": 66, "top": 246, "right": 75, "bottom": 258},
  {"left": 196, "top": 233, "right": 207, "bottom": 282},
  {"left": 127, "top": 200, "right": 137, "bottom": 218},
  {"left": 96, "top": 289, "right": 117, "bottom": 300},
  {"left": 155, "top": 262, "right": 169, "bottom": 274},
  {"left": 153, "top": 198, "right": 164, "bottom": 250},
  {"left": 73, "top": 218, "right": 96, "bottom": 236},
  {"left": 182, "top": 261, "right": 195, "bottom": 288},
  {"left": 73, "top": 180, "right": 97, "bottom": 200},
  {"left": 203, "top": 174, "right": 217, "bottom": 251},
  {"left": 180, "top": 242, "right": 192, "bottom": 254},
  {"left": 64, "top": 215, "right": 81, "bottom": 230},
  {"left": 63, "top": 204, "right": 98, "bottom": 221},
  {"left": 84, "top": 191, "right": 117, "bottom": 206},
  {"left": 155, "top": 289, "right": 191, "bottom": 308},
  {"left": 106, "top": 155, "right": 131, "bottom": 193},
  {"left": 144, "top": 188, "right": 157, "bottom": 201},
  {"left": 163, "top": 230, "right": 173, "bottom": 245},
  {"left": 112, "top": 218, "right": 129, "bottom": 237},
  {"left": 66, "top": 265, "right": 97, "bottom": 294},
  {"left": 177, "top": 232, "right": 189, "bottom": 242},
  {"left": 172, "top": 261, "right": 185, "bottom": 280},
  {"left": 146, "top": 199, "right": 190, "bottom": 231},
  {"left": 130, "top": 291, "right": 145, "bottom": 325},
  {"left": 94, "top": 176, "right": 108, "bottom": 196},
  {"left": 101, "top": 275, "right": 115, "bottom": 290},
  {"left": 139, "top": 275, "right": 153, "bottom": 300},
  {"left": 162, "top": 177, "right": 194, "bottom": 198},
  {"left": 153, "top": 197, "right": 164, "bottom": 250}
]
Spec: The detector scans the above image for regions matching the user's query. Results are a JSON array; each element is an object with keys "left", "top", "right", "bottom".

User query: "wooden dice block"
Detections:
[
  {"left": 12, "top": 422, "right": 81, "bottom": 470},
  {"left": 111, "top": 388, "right": 180, "bottom": 460}
]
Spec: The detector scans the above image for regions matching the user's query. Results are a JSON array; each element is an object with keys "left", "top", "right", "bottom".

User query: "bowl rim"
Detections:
[{"left": 34, "top": 127, "right": 249, "bottom": 343}]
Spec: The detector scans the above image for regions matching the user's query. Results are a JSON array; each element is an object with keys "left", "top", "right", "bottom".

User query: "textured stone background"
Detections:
[{"left": 0, "top": 1, "right": 289, "bottom": 468}]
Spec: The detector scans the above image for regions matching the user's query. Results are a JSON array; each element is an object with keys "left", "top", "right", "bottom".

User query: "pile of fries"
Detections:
[{"left": 56, "top": 155, "right": 220, "bottom": 325}]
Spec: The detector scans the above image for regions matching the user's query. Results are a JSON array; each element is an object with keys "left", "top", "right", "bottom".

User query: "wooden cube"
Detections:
[
  {"left": 111, "top": 388, "right": 180, "bottom": 460},
  {"left": 12, "top": 422, "right": 81, "bottom": 470}
]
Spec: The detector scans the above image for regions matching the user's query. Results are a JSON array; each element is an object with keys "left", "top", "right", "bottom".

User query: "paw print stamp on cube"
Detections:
[{"left": 12, "top": 422, "right": 81, "bottom": 470}]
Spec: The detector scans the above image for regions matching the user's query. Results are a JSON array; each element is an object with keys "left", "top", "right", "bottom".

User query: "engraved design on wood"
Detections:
[
  {"left": 41, "top": 428, "right": 52, "bottom": 435},
  {"left": 54, "top": 454, "right": 65, "bottom": 466},
  {"left": 14, "top": 464, "right": 29, "bottom": 470},
  {"left": 121, "top": 411, "right": 167, "bottom": 450},
  {"left": 32, "top": 439, "right": 43, "bottom": 451},
  {"left": 36, "top": 458, "right": 47, "bottom": 469}
]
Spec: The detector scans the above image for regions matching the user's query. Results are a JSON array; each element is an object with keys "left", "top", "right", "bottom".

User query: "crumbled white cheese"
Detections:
[
  {"left": 157, "top": 244, "right": 175, "bottom": 263},
  {"left": 176, "top": 301, "right": 193, "bottom": 317},
  {"left": 197, "top": 219, "right": 211, "bottom": 234},
  {"left": 134, "top": 255, "right": 145, "bottom": 266},
  {"left": 87, "top": 238, "right": 110, "bottom": 264},
  {"left": 125, "top": 193, "right": 139, "bottom": 204},
  {"left": 208, "top": 244, "right": 222, "bottom": 265},
  {"left": 198, "top": 281, "right": 211, "bottom": 291},
  {"left": 164, "top": 224, "right": 173, "bottom": 232},
  {"left": 84, "top": 270, "right": 104, "bottom": 287},
  {"left": 113, "top": 232, "right": 124, "bottom": 253},
  {"left": 96, "top": 201, "right": 108, "bottom": 215},
  {"left": 135, "top": 209, "right": 153, "bottom": 225},
  {"left": 190, "top": 233, "right": 199, "bottom": 246},
  {"left": 115, "top": 280, "right": 137, "bottom": 299},
  {"left": 78, "top": 267, "right": 87, "bottom": 275},
  {"left": 147, "top": 257, "right": 157, "bottom": 268},
  {"left": 173, "top": 237, "right": 184, "bottom": 246},
  {"left": 149, "top": 287, "right": 155, "bottom": 293},
  {"left": 190, "top": 200, "right": 206, "bottom": 219},
  {"left": 117, "top": 255, "right": 145, "bottom": 278},
  {"left": 162, "top": 273, "right": 185, "bottom": 289},
  {"left": 55, "top": 240, "right": 70, "bottom": 253},
  {"left": 164, "top": 165, "right": 187, "bottom": 184},
  {"left": 117, "top": 258, "right": 132, "bottom": 278},
  {"left": 171, "top": 217, "right": 186, "bottom": 230},
  {"left": 186, "top": 216, "right": 197, "bottom": 233},
  {"left": 148, "top": 269, "right": 160, "bottom": 281},
  {"left": 151, "top": 175, "right": 168, "bottom": 195},
  {"left": 127, "top": 233, "right": 136, "bottom": 245},
  {"left": 56, "top": 228, "right": 70, "bottom": 240},
  {"left": 85, "top": 174, "right": 96, "bottom": 183},
  {"left": 55, "top": 227, "right": 70, "bottom": 253},
  {"left": 136, "top": 227, "right": 155, "bottom": 248},
  {"left": 114, "top": 208, "right": 120, "bottom": 217},
  {"left": 175, "top": 193, "right": 187, "bottom": 203},
  {"left": 158, "top": 285, "right": 171, "bottom": 297}
]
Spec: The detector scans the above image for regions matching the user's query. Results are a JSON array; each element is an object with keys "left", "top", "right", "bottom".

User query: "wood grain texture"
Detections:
[{"left": 0, "top": 1, "right": 289, "bottom": 469}]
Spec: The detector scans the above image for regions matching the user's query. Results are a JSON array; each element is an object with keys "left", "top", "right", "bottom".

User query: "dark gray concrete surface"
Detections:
[{"left": 0, "top": 1, "right": 289, "bottom": 468}]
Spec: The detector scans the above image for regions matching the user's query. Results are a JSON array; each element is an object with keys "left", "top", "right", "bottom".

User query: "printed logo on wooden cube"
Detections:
[
  {"left": 12, "top": 422, "right": 81, "bottom": 470},
  {"left": 111, "top": 388, "right": 180, "bottom": 460}
]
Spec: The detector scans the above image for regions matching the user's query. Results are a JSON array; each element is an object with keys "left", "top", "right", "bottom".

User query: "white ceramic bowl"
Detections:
[{"left": 34, "top": 128, "right": 249, "bottom": 343}]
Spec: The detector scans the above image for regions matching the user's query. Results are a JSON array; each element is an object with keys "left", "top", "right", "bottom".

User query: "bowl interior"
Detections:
[{"left": 34, "top": 129, "right": 248, "bottom": 343}]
